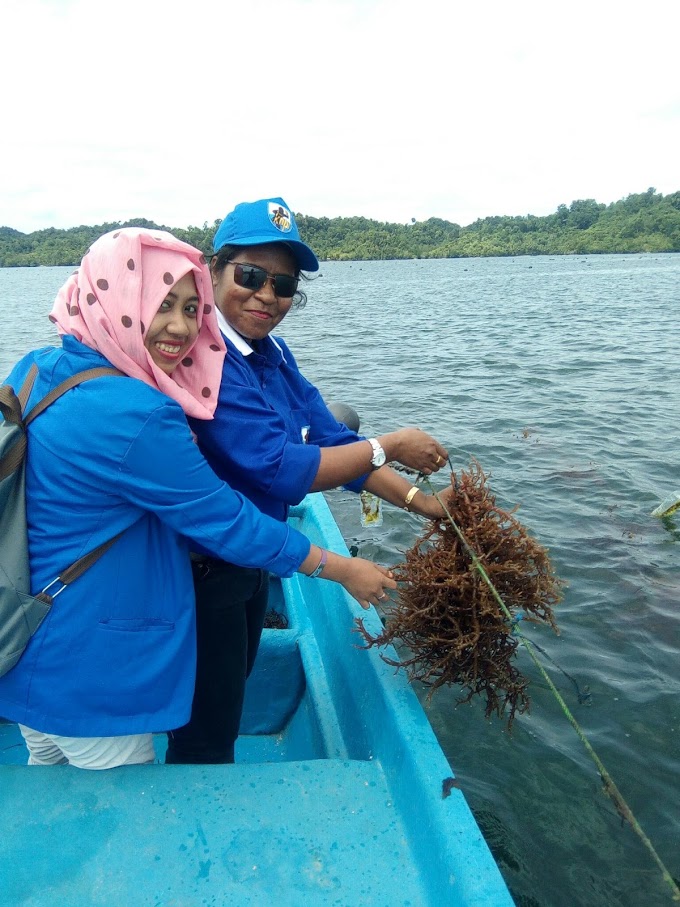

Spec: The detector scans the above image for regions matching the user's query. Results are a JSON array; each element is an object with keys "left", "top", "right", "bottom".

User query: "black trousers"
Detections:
[{"left": 165, "top": 559, "right": 269, "bottom": 764}]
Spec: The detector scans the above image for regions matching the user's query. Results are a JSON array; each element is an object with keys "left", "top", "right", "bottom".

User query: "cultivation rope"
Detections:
[
  {"left": 422, "top": 471, "right": 680, "bottom": 903},
  {"left": 513, "top": 632, "right": 591, "bottom": 705}
]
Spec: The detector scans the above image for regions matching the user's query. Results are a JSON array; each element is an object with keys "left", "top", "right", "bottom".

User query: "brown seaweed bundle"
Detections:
[
  {"left": 263, "top": 609, "right": 289, "bottom": 630},
  {"left": 356, "top": 460, "right": 563, "bottom": 727}
]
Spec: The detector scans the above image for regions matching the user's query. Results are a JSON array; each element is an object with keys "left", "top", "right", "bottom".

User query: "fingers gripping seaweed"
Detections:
[{"left": 356, "top": 461, "right": 563, "bottom": 727}]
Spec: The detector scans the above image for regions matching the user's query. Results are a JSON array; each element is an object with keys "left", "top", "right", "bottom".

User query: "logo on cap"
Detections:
[{"left": 268, "top": 202, "right": 292, "bottom": 233}]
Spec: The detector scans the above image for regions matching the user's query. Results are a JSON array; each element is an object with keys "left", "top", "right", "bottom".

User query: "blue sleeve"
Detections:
[
  {"left": 117, "top": 402, "right": 311, "bottom": 577},
  {"left": 193, "top": 338, "right": 369, "bottom": 503}
]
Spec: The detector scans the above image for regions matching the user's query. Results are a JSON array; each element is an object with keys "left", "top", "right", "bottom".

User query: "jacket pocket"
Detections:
[{"left": 98, "top": 617, "right": 175, "bottom": 632}]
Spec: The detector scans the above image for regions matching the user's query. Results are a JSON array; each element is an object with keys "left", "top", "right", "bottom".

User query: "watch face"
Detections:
[{"left": 370, "top": 440, "right": 386, "bottom": 467}]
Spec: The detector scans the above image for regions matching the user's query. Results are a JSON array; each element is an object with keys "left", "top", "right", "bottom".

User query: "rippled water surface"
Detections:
[{"left": 2, "top": 255, "right": 679, "bottom": 907}]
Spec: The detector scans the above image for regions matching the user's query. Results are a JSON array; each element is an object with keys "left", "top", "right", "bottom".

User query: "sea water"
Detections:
[{"left": 2, "top": 254, "right": 679, "bottom": 907}]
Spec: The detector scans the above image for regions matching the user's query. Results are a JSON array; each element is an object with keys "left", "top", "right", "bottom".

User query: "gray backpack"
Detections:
[{"left": 0, "top": 363, "right": 124, "bottom": 677}]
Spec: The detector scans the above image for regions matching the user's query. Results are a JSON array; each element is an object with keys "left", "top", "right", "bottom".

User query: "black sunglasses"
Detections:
[{"left": 228, "top": 262, "right": 299, "bottom": 298}]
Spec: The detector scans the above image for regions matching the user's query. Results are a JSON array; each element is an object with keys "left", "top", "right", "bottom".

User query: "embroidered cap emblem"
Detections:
[{"left": 268, "top": 202, "right": 292, "bottom": 233}]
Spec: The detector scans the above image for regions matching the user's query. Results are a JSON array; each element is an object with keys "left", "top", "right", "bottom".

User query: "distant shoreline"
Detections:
[
  {"left": 1, "top": 188, "right": 678, "bottom": 267},
  {"left": 4, "top": 249, "right": 679, "bottom": 271}
]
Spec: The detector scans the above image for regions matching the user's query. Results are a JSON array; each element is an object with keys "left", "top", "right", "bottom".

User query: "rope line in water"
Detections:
[
  {"left": 423, "top": 473, "right": 680, "bottom": 903},
  {"left": 516, "top": 633, "right": 591, "bottom": 705}
]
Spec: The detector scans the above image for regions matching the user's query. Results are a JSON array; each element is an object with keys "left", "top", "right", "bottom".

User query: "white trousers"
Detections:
[{"left": 19, "top": 724, "right": 155, "bottom": 770}]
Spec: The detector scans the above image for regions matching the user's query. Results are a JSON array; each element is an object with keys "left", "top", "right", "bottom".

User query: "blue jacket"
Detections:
[
  {"left": 0, "top": 338, "right": 310, "bottom": 736},
  {"left": 188, "top": 326, "right": 368, "bottom": 527}
]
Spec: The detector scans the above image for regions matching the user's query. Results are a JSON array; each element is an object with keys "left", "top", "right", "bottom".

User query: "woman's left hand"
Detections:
[
  {"left": 412, "top": 484, "right": 456, "bottom": 520},
  {"left": 322, "top": 554, "right": 398, "bottom": 609}
]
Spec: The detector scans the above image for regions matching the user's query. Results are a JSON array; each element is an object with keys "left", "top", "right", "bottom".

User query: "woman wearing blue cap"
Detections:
[{"left": 165, "top": 197, "right": 453, "bottom": 764}]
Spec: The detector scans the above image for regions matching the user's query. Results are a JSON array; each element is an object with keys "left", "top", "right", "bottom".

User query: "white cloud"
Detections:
[{"left": 1, "top": 0, "right": 678, "bottom": 232}]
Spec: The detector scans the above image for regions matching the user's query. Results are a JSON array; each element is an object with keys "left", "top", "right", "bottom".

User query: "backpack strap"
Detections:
[
  {"left": 24, "top": 366, "right": 124, "bottom": 427},
  {"left": 60, "top": 533, "right": 125, "bottom": 585},
  {"left": 38, "top": 531, "right": 126, "bottom": 603},
  {"left": 17, "top": 364, "right": 39, "bottom": 411},
  {"left": 3, "top": 363, "right": 129, "bottom": 602},
  {"left": 0, "top": 364, "right": 39, "bottom": 426},
  {"left": 1, "top": 366, "right": 124, "bottom": 483},
  {"left": 0, "top": 365, "right": 40, "bottom": 482}
]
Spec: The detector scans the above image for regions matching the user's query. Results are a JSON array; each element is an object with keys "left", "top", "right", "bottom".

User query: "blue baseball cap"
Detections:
[{"left": 212, "top": 197, "right": 319, "bottom": 272}]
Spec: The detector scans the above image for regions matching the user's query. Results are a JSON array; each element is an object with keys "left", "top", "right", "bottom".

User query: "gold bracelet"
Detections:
[{"left": 403, "top": 486, "right": 420, "bottom": 510}]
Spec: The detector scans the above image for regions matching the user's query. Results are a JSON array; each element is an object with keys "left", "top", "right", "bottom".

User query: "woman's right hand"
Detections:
[
  {"left": 321, "top": 552, "right": 397, "bottom": 610},
  {"left": 380, "top": 428, "right": 448, "bottom": 475}
]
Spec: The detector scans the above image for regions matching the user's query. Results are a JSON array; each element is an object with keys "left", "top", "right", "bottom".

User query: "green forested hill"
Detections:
[{"left": 1, "top": 188, "right": 678, "bottom": 267}]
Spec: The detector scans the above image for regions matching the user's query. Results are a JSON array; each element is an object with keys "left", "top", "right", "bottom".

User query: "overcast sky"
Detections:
[{"left": 1, "top": 0, "right": 678, "bottom": 233}]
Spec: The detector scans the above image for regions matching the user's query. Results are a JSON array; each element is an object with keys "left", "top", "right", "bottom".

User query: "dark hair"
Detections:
[{"left": 211, "top": 244, "right": 308, "bottom": 309}]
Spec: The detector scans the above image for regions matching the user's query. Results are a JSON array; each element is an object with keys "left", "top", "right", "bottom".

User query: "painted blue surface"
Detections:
[{"left": 0, "top": 493, "right": 514, "bottom": 906}]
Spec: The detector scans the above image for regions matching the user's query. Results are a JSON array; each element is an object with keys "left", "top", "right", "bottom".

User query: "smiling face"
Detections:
[
  {"left": 144, "top": 272, "right": 200, "bottom": 374},
  {"left": 211, "top": 244, "right": 297, "bottom": 341}
]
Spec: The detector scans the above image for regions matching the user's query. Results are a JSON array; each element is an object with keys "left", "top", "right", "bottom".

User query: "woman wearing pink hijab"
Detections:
[{"left": 0, "top": 228, "right": 395, "bottom": 770}]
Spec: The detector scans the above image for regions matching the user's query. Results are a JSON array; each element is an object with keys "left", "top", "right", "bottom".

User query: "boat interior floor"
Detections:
[{"left": 1, "top": 745, "right": 434, "bottom": 907}]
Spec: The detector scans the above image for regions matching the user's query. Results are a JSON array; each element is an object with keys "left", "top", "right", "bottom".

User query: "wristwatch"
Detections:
[{"left": 367, "top": 438, "right": 386, "bottom": 470}]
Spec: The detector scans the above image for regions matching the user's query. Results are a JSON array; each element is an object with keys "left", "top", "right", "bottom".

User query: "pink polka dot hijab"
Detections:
[{"left": 49, "top": 228, "right": 226, "bottom": 419}]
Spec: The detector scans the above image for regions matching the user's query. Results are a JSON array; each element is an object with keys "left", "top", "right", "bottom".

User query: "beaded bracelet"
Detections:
[{"left": 309, "top": 548, "right": 328, "bottom": 578}]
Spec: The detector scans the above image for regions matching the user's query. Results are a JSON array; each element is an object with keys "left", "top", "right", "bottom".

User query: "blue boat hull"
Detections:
[{"left": 0, "top": 493, "right": 514, "bottom": 906}]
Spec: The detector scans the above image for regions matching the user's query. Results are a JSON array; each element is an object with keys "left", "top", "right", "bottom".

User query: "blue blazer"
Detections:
[
  {"left": 189, "top": 330, "right": 368, "bottom": 525},
  {"left": 0, "top": 338, "right": 310, "bottom": 736}
]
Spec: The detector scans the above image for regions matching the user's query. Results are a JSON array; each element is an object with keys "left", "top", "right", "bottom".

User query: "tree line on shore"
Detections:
[{"left": 1, "top": 188, "right": 678, "bottom": 268}]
